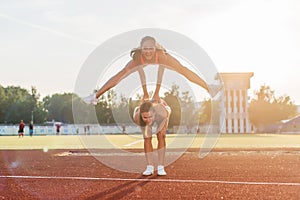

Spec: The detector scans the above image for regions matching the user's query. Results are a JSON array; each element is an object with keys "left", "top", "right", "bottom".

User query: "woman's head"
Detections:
[
  {"left": 139, "top": 101, "right": 155, "bottom": 126},
  {"left": 140, "top": 36, "right": 156, "bottom": 47},
  {"left": 140, "top": 36, "right": 157, "bottom": 61},
  {"left": 130, "top": 36, "right": 166, "bottom": 61}
]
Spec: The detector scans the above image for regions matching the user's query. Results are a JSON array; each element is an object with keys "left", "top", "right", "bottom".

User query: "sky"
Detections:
[{"left": 1, "top": 0, "right": 300, "bottom": 104}]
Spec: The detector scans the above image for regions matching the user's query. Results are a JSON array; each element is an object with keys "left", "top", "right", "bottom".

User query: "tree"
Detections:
[
  {"left": 30, "top": 86, "right": 47, "bottom": 123},
  {"left": 95, "top": 90, "right": 116, "bottom": 124},
  {"left": 71, "top": 94, "right": 97, "bottom": 124},
  {"left": 180, "top": 91, "right": 199, "bottom": 130},
  {"left": 199, "top": 98, "right": 211, "bottom": 125},
  {"left": 111, "top": 94, "right": 133, "bottom": 124},
  {"left": 0, "top": 85, "right": 7, "bottom": 123},
  {"left": 248, "top": 85, "right": 298, "bottom": 130},
  {"left": 198, "top": 98, "right": 222, "bottom": 126},
  {"left": 43, "top": 93, "right": 75, "bottom": 123},
  {"left": 163, "top": 84, "right": 181, "bottom": 129},
  {"left": 0, "top": 86, "right": 46, "bottom": 124}
]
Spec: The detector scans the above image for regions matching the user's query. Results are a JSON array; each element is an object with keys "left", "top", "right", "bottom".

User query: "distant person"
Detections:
[
  {"left": 84, "top": 124, "right": 91, "bottom": 135},
  {"left": 122, "top": 124, "right": 126, "bottom": 134},
  {"left": 18, "top": 120, "right": 25, "bottom": 138},
  {"left": 87, "top": 124, "right": 90, "bottom": 135},
  {"left": 84, "top": 125, "right": 87, "bottom": 134},
  {"left": 56, "top": 124, "right": 61, "bottom": 135},
  {"left": 197, "top": 126, "right": 201, "bottom": 134},
  {"left": 29, "top": 121, "right": 34, "bottom": 137}
]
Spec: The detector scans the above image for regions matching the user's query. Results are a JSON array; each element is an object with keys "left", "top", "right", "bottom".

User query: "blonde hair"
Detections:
[{"left": 130, "top": 36, "right": 166, "bottom": 58}]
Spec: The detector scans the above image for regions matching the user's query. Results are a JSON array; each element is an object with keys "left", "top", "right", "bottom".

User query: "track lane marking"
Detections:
[
  {"left": 1, "top": 175, "right": 300, "bottom": 186},
  {"left": 123, "top": 139, "right": 144, "bottom": 147}
]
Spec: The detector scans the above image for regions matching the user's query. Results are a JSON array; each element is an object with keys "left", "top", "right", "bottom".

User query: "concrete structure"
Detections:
[{"left": 219, "top": 72, "right": 254, "bottom": 133}]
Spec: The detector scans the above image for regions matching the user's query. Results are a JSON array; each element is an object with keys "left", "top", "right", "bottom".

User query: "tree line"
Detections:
[
  {"left": 0, "top": 84, "right": 298, "bottom": 131},
  {"left": 0, "top": 84, "right": 202, "bottom": 128}
]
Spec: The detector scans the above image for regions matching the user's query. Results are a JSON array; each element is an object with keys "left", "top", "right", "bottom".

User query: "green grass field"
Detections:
[{"left": 1, "top": 134, "right": 300, "bottom": 150}]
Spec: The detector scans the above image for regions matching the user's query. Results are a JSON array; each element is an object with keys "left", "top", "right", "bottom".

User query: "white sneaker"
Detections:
[
  {"left": 157, "top": 165, "right": 167, "bottom": 176},
  {"left": 142, "top": 165, "right": 154, "bottom": 176},
  {"left": 82, "top": 94, "right": 97, "bottom": 105},
  {"left": 209, "top": 84, "right": 223, "bottom": 98}
]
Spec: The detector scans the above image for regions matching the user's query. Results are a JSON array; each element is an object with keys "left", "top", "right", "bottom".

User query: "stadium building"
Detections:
[{"left": 218, "top": 72, "right": 254, "bottom": 133}]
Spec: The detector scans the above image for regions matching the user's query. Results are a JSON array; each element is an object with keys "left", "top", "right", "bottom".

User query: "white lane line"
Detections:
[
  {"left": 1, "top": 175, "right": 300, "bottom": 186},
  {"left": 124, "top": 139, "right": 144, "bottom": 147}
]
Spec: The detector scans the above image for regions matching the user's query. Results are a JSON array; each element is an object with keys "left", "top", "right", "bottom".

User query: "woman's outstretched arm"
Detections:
[{"left": 95, "top": 60, "right": 138, "bottom": 98}]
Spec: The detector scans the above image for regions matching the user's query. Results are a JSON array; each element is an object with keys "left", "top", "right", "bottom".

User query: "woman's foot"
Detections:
[
  {"left": 142, "top": 165, "right": 154, "bottom": 176},
  {"left": 157, "top": 165, "right": 167, "bottom": 176}
]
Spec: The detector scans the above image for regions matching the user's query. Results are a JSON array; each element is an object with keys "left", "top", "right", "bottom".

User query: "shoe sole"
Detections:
[{"left": 142, "top": 172, "right": 153, "bottom": 176}]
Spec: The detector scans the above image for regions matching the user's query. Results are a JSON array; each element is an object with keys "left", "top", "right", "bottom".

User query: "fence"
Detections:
[
  {"left": 0, "top": 124, "right": 211, "bottom": 136},
  {"left": 0, "top": 124, "right": 141, "bottom": 136}
]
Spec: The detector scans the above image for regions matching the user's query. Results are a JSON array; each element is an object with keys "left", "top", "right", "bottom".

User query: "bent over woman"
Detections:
[{"left": 133, "top": 99, "right": 171, "bottom": 176}]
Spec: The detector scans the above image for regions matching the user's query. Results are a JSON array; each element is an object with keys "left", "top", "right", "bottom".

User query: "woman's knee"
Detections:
[
  {"left": 156, "top": 133, "right": 166, "bottom": 141},
  {"left": 144, "top": 137, "right": 152, "bottom": 143}
]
